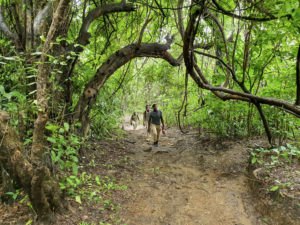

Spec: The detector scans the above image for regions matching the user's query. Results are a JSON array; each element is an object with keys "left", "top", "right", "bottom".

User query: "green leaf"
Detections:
[
  {"left": 75, "top": 195, "right": 82, "bottom": 204},
  {"left": 31, "top": 52, "right": 42, "bottom": 56},
  {"left": 40, "top": 35, "right": 46, "bottom": 42},
  {"left": 280, "top": 146, "right": 286, "bottom": 151},
  {"left": 66, "top": 177, "right": 74, "bottom": 186},
  {"left": 51, "top": 151, "right": 57, "bottom": 162},
  {"left": 95, "top": 176, "right": 101, "bottom": 185},
  {"left": 45, "top": 123, "right": 60, "bottom": 132},
  {"left": 26, "top": 219, "right": 33, "bottom": 225},
  {"left": 72, "top": 164, "right": 78, "bottom": 175},
  {"left": 20, "top": 195, "right": 28, "bottom": 204},
  {"left": 64, "top": 122, "right": 70, "bottom": 132},
  {"left": 270, "top": 185, "right": 279, "bottom": 191},
  {"left": 60, "top": 61, "right": 67, "bottom": 65},
  {"left": 59, "top": 128, "right": 65, "bottom": 133},
  {"left": 251, "top": 158, "right": 257, "bottom": 164},
  {"left": 71, "top": 155, "right": 78, "bottom": 163},
  {"left": 0, "top": 85, "right": 5, "bottom": 94},
  {"left": 2, "top": 56, "right": 16, "bottom": 61},
  {"left": 47, "top": 137, "right": 57, "bottom": 144}
]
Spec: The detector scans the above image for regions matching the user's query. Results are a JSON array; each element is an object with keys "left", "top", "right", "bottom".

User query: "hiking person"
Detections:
[
  {"left": 143, "top": 105, "right": 151, "bottom": 138},
  {"left": 148, "top": 104, "right": 165, "bottom": 147},
  {"left": 130, "top": 111, "right": 140, "bottom": 130}
]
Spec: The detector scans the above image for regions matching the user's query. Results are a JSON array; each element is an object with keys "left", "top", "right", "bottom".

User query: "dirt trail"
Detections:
[{"left": 120, "top": 127, "right": 264, "bottom": 225}]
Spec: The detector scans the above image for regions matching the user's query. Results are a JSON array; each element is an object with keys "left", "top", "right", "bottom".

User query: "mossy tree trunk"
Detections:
[{"left": 0, "top": 110, "right": 62, "bottom": 223}]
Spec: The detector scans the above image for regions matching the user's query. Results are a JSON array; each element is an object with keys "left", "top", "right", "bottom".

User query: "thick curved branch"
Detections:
[
  {"left": 88, "top": 42, "right": 180, "bottom": 90},
  {"left": 77, "top": 2, "right": 135, "bottom": 46},
  {"left": 33, "top": 2, "right": 52, "bottom": 35},
  {"left": 0, "top": 7, "right": 18, "bottom": 42},
  {"left": 73, "top": 40, "right": 181, "bottom": 130},
  {"left": 211, "top": 0, "right": 291, "bottom": 21},
  {"left": 196, "top": 62, "right": 300, "bottom": 117}
]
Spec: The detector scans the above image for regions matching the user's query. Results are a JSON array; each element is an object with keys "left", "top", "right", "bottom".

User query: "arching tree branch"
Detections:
[
  {"left": 33, "top": 2, "right": 53, "bottom": 35},
  {"left": 0, "top": 7, "right": 19, "bottom": 42},
  {"left": 73, "top": 40, "right": 181, "bottom": 136},
  {"left": 77, "top": 2, "right": 135, "bottom": 46}
]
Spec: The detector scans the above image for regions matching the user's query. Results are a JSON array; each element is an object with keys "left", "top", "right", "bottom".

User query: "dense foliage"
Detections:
[{"left": 1, "top": 0, "right": 299, "bottom": 142}]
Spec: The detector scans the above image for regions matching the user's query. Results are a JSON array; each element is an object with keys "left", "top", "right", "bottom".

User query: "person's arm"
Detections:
[
  {"left": 161, "top": 112, "right": 165, "bottom": 129},
  {"left": 130, "top": 115, "right": 132, "bottom": 125},
  {"left": 143, "top": 111, "right": 146, "bottom": 126},
  {"left": 148, "top": 115, "right": 151, "bottom": 132}
]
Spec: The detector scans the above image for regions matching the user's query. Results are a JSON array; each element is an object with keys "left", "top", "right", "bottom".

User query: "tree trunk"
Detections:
[
  {"left": 253, "top": 102, "right": 272, "bottom": 145},
  {"left": 32, "top": 0, "right": 71, "bottom": 161},
  {"left": 0, "top": 110, "right": 62, "bottom": 223},
  {"left": 28, "top": 0, "right": 70, "bottom": 222}
]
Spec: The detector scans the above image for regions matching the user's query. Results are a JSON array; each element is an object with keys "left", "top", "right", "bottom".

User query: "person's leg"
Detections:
[
  {"left": 156, "top": 125, "right": 161, "bottom": 145},
  {"left": 146, "top": 124, "right": 150, "bottom": 139},
  {"left": 151, "top": 124, "right": 158, "bottom": 144},
  {"left": 134, "top": 121, "right": 138, "bottom": 130},
  {"left": 132, "top": 121, "right": 136, "bottom": 130}
]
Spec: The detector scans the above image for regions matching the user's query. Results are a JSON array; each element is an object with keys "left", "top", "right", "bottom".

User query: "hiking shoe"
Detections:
[{"left": 153, "top": 141, "right": 158, "bottom": 147}]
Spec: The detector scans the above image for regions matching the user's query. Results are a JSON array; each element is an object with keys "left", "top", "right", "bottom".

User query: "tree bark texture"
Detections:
[
  {"left": 0, "top": 110, "right": 62, "bottom": 223},
  {"left": 32, "top": 0, "right": 71, "bottom": 161}
]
